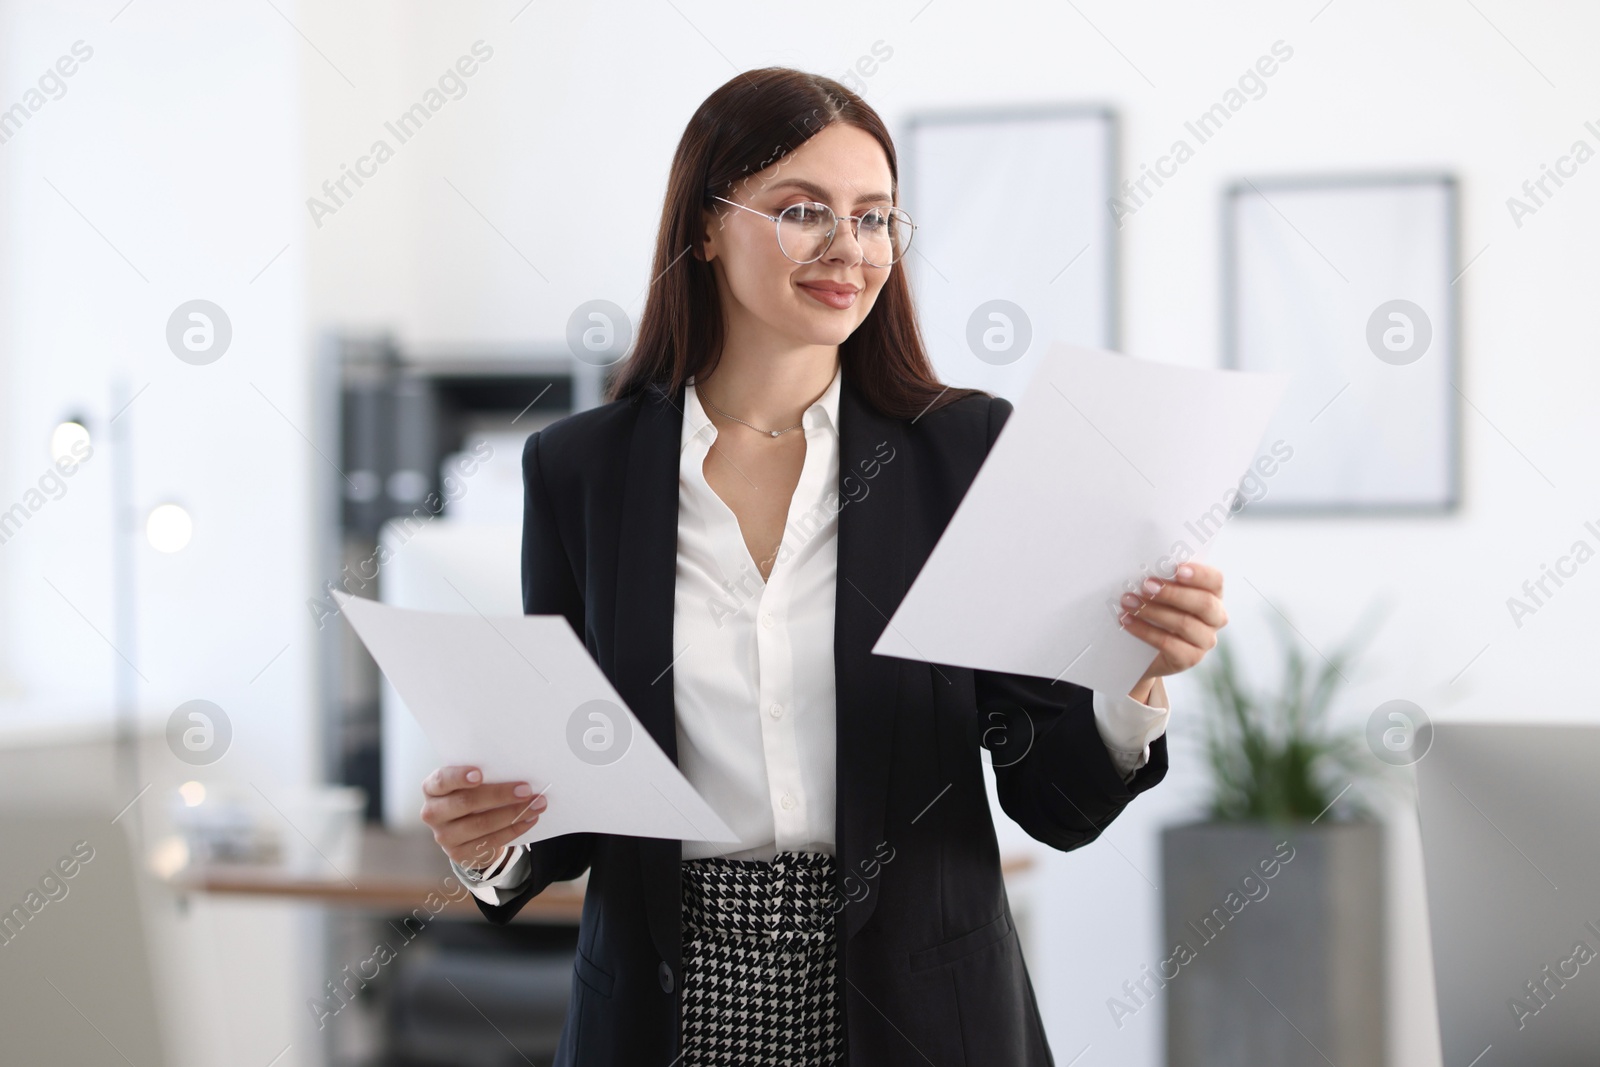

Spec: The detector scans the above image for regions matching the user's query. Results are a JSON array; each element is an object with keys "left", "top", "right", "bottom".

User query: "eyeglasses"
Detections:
[{"left": 710, "top": 194, "right": 916, "bottom": 267}]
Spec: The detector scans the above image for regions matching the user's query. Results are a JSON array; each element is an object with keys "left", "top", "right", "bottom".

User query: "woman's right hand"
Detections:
[{"left": 420, "top": 765, "right": 546, "bottom": 872}]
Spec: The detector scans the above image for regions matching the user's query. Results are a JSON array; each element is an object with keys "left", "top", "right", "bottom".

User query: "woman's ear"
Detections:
[{"left": 695, "top": 208, "right": 719, "bottom": 263}]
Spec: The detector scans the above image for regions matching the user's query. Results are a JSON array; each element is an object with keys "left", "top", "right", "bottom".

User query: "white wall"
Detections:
[
  {"left": 0, "top": 2, "right": 318, "bottom": 1065},
  {"left": 6, "top": 0, "right": 1597, "bottom": 1064},
  {"left": 0, "top": 0, "right": 316, "bottom": 797}
]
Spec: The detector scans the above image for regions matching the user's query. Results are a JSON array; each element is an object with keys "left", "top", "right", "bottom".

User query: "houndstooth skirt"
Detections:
[{"left": 679, "top": 850, "right": 844, "bottom": 1066}]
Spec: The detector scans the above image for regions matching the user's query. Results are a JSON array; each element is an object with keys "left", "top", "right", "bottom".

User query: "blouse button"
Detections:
[
  {"left": 762, "top": 613, "right": 775, "bottom": 629},
  {"left": 780, "top": 794, "right": 796, "bottom": 811},
  {"left": 769, "top": 703, "right": 783, "bottom": 719}
]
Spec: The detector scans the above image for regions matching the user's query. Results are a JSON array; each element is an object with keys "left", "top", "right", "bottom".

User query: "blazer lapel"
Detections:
[
  {"left": 613, "top": 381, "right": 685, "bottom": 763},
  {"left": 609, "top": 373, "right": 910, "bottom": 954},
  {"left": 833, "top": 375, "right": 907, "bottom": 942},
  {"left": 612, "top": 381, "right": 689, "bottom": 965}
]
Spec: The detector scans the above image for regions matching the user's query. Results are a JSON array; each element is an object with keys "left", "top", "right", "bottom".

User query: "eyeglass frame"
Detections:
[{"left": 709, "top": 194, "right": 916, "bottom": 267}]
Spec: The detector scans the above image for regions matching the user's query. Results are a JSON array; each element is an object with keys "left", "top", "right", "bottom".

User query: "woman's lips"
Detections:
[{"left": 798, "top": 282, "right": 858, "bottom": 310}]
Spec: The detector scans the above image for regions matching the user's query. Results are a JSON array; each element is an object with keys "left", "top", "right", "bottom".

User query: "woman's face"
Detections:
[{"left": 700, "top": 123, "right": 897, "bottom": 350}]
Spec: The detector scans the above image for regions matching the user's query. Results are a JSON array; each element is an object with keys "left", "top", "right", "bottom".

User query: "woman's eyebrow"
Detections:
[{"left": 766, "top": 178, "right": 892, "bottom": 204}]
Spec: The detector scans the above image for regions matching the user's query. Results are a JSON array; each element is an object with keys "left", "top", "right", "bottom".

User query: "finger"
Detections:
[
  {"left": 448, "top": 814, "right": 541, "bottom": 868},
  {"left": 1169, "top": 561, "right": 1223, "bottom": 594},
  {"left": 435, "top": 796, "right": 546, "bottom": 849},
  {"left": 432, "top": 781, "right": 539, "bottom": 823},
  {"left": 1124, "top": 582, "right": 1227, "bottom": 629},
  {"left": 443, "top": 824, "right": 533, "bottom": 872},
  {"left": 1119, "top": 611, "right": 1208, "bottom": 668},
  {"left": 450, "top": 839, "right": 509, "bottom": 873},
  {"left": 1124, "top": 601, "right": 1218, "bottom": 650},
  {"left": 439, "top": 793, "right": 545, "bottom": 841},
  {"left": 422, "top": 765, "right": 483, "bottom": 797}
]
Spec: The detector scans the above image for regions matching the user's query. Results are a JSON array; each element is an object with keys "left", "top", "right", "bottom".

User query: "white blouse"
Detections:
[
  {"left": 674, "top": 367, "right": 849, "bottom": 861},
  {"left": 456, "top": 366, "right": 1172, "bottom": 897}
]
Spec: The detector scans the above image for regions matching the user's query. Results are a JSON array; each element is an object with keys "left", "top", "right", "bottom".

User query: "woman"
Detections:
[{"left": 420, "top": 68, "right": 1226, "bottom": 1066}]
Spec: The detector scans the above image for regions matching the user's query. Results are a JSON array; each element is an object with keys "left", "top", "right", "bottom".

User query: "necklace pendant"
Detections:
[{"left": 770, "top": 429, "right": 781, "bottom": 437}]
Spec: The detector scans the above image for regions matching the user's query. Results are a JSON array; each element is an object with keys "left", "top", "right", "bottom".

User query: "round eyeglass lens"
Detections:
[{"left": 776, "top": 202, "right": 912, "bottom": 266}]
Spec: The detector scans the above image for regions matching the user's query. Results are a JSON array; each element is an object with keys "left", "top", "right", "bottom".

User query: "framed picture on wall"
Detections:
[
  {"left": 903, "top": 105, "right": 1118, "bottom": 404},
  {"left": 1222, "top": 173, "right": 1461, "bottom": 514}
]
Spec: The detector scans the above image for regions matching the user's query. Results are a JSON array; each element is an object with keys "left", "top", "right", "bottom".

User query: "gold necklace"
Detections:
[{"left": 698, "top": 388, "right": 803, "bottom": 438}]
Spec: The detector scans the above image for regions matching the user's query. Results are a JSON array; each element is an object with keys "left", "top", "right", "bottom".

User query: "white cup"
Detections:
[{"left": 280, "top": 786, "right": 366, "bottom": 879}]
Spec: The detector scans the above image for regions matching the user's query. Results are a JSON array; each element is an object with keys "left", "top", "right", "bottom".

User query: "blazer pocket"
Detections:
[
  {"left": 573, "top": 944, "right": 615, "bottom": 998},
  {"left": 909, "top": 912, "right": 1014, "bottom": 972}
]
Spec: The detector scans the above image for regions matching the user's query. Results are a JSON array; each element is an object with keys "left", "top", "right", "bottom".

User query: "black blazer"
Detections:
[{"left": 475, "top": 372, "right": 1168, "bottom": 1065}]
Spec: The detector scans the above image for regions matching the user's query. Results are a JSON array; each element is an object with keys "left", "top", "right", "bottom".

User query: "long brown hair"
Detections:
[{"left": 606, "top": 67, "right": 986, "bottom": 421}]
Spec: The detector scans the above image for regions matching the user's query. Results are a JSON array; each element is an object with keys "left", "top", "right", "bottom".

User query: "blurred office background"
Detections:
[{"left": 2, "top": 1, "right": 1597, "bottom": 1065}]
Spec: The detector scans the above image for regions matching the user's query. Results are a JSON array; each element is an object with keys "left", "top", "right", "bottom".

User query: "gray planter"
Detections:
[{"left": 1156, "top": 820, "right": 1385, "bottom": 1067}]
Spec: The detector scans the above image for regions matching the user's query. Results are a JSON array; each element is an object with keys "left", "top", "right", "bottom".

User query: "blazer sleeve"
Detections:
[
  {"left": 971, "top": 396, "right": 1169, "bottom": 853},
  {"left": 471, "top": 429, "right": 599, "bottom": 925}
]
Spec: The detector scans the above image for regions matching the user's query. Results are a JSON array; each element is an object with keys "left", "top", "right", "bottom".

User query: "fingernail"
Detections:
[
  {"left": 466, "top": 770, "right": 481, "bottom": 783},
  {"left": 1121, "top": 592, "right": 1141, "bottom": 609},
  {"left": 514, "top": 783, "right": 532, "bottom": 797},
  {"left": 521, "top": 807, "right": 540, "bottom": 822},
  {"left": 530, "top": 795, "right": 548, "bottom": 810},
  {"left": 1143, "top": 578, "right": 1162, "bottom": 596},
  {"left": 1177, "top": 565, "right": 1193, "bottom": 579}
]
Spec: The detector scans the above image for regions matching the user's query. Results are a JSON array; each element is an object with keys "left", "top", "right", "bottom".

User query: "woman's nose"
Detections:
[{"left": 821, "top": 219, "right": 866, "bottom": 265}]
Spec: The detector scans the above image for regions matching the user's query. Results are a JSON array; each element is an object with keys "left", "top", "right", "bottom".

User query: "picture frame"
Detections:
[
  {"left": 903, "top": 105, "right": 1119, "bottom": 404},
  {"left": 1221, "top": 173, "right": 1461, "bottom": 514}
]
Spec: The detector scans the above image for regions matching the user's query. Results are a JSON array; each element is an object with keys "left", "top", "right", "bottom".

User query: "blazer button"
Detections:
[{"left": 659, "top": 961, "right": 675, "bottom": 993}]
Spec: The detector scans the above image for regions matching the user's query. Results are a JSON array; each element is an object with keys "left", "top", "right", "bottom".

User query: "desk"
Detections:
[
  {"left": 163, "top": 826, "right": 584, "bottom": 922},
  {"left": 163, "top": 825, "right": 1038, "bottom": 925}
]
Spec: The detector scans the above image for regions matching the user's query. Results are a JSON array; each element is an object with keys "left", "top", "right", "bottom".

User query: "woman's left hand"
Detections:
[{"left": 1119, "top": 561, "right": 1228, "bottom": 704}]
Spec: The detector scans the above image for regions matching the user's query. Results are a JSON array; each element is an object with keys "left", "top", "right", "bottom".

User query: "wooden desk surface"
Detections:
[
  {"left": 164, "top": 826, "right": 584, "bottom": 923},
  {"left": 164, "top": 826, "right": 1037, "bottom": 925}
]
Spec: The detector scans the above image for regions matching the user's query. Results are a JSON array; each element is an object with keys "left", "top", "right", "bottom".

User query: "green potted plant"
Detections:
[{"left": 1157, "top": 607, "right": 1388, "bottom": 1067}]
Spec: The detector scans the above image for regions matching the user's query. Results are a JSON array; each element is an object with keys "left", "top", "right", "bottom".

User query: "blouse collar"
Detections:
[{"left": 682, "top": 362, "right": 843, "bottom": 450}]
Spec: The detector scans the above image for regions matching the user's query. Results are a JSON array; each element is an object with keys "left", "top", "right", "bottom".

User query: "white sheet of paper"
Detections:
[
  {"left": 873, "top": 342, "right": 1289, "bottom": 695},
  {"left": 333, "top": 591, "right": 739, "bottom": 846}
]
